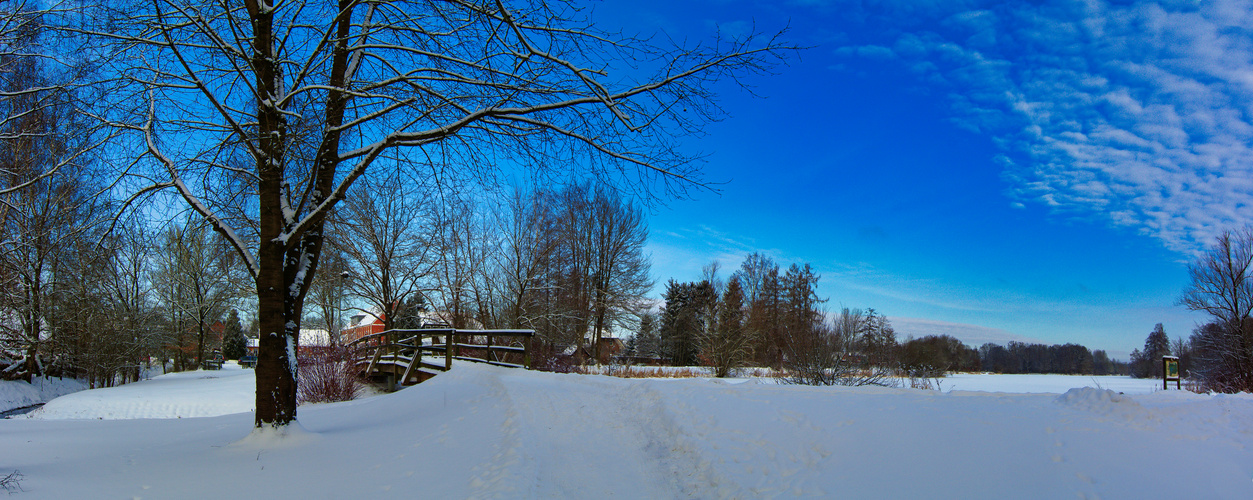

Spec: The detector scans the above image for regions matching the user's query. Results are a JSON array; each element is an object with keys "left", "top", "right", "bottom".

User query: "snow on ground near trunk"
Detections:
[
  {"left": 3, "top": 364, "right": 1252, "bottom": 499},
  {"left": 25, "top": 363, "right": 255, "bottom": 420},
  {"left": 0, "top": 376, "right": 87, "bottom": 413}
]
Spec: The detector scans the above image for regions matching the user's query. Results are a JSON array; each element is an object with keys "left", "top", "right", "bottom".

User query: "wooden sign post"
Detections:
[{"left": 1163, "top": 356, "right": 1180, "bottom": 390}]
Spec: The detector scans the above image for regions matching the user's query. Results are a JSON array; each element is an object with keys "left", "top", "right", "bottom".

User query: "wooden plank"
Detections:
[
  {"left": 401, "top": 353, "right": 418, "bottom": 385},
  {"left": 366, "top": 346, "right": 383, "bottom": 375}
]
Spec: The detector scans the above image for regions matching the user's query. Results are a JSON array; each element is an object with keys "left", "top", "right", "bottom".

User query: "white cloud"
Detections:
[
  {"left": 890, "top": 317, "right": 1045, "bottom": 347},
  {"left": 840, "top": 0, "right": 1253, "bottom": 255}
]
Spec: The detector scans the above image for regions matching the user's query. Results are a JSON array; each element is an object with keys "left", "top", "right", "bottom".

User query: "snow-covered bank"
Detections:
[
  {"left": 26, "top": 363, "right": 255, "bottom": 420},
  {"left": 2, "top": 363, "right": 1250, "bottom": 499},
  {"left": 0, "top": 376, "right": 87, "bottom": 414}
]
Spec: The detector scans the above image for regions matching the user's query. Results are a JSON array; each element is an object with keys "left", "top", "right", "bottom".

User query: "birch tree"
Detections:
[{"left": 92, "top": 0, "right": 790, "bottom": 427}]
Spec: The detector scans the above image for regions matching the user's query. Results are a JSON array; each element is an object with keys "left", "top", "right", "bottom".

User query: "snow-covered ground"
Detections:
[
  {"left": 938, "top": 373, "right": 1165, "bottom": 395},
  {"left": 25, "top": 363, "right": 255, "bottom": 420},
  {"left": 0, "top": 376, "right": 87, "bottom": 414},
  {"left": 3, "top": 364, "right": 1251, "bottom": 498}
]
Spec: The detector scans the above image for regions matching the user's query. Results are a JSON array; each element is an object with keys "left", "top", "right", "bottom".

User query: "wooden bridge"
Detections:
[{"left": 347, "top": 328, "right": 534, "bottom": 390}]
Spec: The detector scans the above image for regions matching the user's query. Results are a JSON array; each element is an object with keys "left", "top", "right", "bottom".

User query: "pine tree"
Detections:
[
  {"left": 636, "top": 313, "right": 660, "bottom": 359},
  {"left": 659, "top": 280, "right": 716, "bottom": 366},
  {"left": 1143, "top": 323, "right": 1171, "bottom": 378},
  {"left": 702, "top": 277, "right": 749, "bottom": 377},
  {"left": 222, "top": 309, "right": 247, "bottom": 360}
]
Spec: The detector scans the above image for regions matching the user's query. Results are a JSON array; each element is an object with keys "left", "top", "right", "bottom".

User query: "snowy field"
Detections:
[{"left": 3, "top": 364, "right": 1251, "bottom": 499}]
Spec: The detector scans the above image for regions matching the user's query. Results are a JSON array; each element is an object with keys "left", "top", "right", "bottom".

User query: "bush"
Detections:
[
  {"left": 779, "top": 323, "right": 894, "bottom": 387},
  {"left": 1188, "top": 320, "right": 1253, "bottom": 393},
  {"left": 530, "top": 344, "right": 576, "bottom": 373},
  {"left": 297, "top": 345, "right": 362, "bottom": 404}
]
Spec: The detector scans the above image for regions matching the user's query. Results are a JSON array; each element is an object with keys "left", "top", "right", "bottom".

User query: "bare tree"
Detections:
[
  {"left": 733, "top": 253, "right": 782, "bottom": 366},
  {"left": 496, "top": 186, "right": 558, "bottom": 331},
  {"left": 154, "top": 219, "right": 246, "bottom": 370},
  {"left": 0, "top": 6, "right": 102, "bottom": 381},
  {"left": 91, "top": 0, "right": 790, "bottom": 427},
  {"left": 584, "top": 187, "right": 652, "bottom": 361},
  {"left": 335, "top": 166, "right": 437, "bottom": 332},
  {"left": 0, "top": 2, "right": 96, "bottom": 199},
  {"left": 1180, "top": 227, "right": 1253, "bottom": 392},
  {"left": 51, "top": 222, "right": 162, "bottom": 387},
  {"left": 1180, "top": 228, "right": 1253, "bottom": 330},
  {"left": 431, "top": 189, "right": 492, "bottom": 329},
  {"left": 305, "top": 237, "right": 349, "bottom": 343}
]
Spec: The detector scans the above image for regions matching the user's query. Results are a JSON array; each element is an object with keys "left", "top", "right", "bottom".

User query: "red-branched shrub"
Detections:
[{"left": 297, "top": 345, "right": 362, "bottom": 404}]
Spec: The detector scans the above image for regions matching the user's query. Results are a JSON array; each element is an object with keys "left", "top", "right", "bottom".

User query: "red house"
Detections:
[{"left": 340, "top": 312, "right": 386, "bottom": 345}]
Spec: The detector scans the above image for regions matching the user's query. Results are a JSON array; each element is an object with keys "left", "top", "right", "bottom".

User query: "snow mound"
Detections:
[
  {"left": 1054, "top": 387, "right": 1148, "bottom": 420},
  {"left": 232, "top": 421, "right": 320, "bottom": 450}
]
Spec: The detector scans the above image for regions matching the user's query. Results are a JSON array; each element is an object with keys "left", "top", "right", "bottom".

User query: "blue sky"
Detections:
[{"left": 585, "top": 0, "right": 1253, "bottom": 358}]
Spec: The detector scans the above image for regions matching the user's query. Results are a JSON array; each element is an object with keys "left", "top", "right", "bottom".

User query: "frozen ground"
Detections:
[
  {"left": 0, "top": 376, "right": 87, "bottom": 414},
  {"left": 3, "top": 364, "right": 1251, "bottom": 499}
]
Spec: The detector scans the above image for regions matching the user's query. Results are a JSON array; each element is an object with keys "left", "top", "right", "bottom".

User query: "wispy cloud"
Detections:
[
  {"left": 837, "top": 0, "right": 1253, "bottom": 255},
  {"left": 890, "top": 317, "right": 1046, "bottom": 347}
]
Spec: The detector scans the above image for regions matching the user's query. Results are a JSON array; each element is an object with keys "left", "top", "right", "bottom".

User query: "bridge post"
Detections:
[{"left": 445, "top": 333, "right": 453, "bottom": 370}]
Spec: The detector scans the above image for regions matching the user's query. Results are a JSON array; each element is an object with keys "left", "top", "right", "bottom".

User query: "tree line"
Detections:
[
  {"left": 627, "top": 253, "right": 1131, "bottom": 381},
  {"left": 1, "top": 177, "right": 654, "bottom": 384}
]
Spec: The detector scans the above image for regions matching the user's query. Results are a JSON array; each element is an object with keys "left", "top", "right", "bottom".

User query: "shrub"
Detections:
[{"left": 297, "top": 345, "right": 362, "bottom": 404}]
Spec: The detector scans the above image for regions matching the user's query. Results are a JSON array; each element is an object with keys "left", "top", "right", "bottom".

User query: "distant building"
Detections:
[
  {"left": 340, "top": 312, "right": 386, "bottom": 345},
  {"left": 243, "top": 328, "right": 331, "bottom": 357}
]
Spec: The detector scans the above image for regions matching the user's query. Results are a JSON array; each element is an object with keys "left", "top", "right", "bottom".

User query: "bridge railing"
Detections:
[{"left": 346, "top": 328, "right": 534, "bottom": 388}]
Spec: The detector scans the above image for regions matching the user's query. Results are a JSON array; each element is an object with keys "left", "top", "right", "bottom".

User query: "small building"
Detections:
[{"left": 340, "top": 312, "right": 386, "bottom": 345}]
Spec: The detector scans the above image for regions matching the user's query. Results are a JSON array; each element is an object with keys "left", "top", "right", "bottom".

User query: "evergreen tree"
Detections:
[
  {"left": 659, "top": 280, "right": 716, "bottom": 365},
  {"left": 1129, "top": 348, "right": 1146, "bottom": 378},
  {"left": 635, "top": 313, "right": 660, "bottom": 359},
  {"left": 860, "top": 308, "right": 898, "bottom": 367},
  {"left": 701, "top": 277, "right": 749, "bottom": 377},
  {"left": 392, "top": 295, "right": 429, "bottom": 330},
  {"left": 1137, "top": 323, "right": 1171, "bottom": 378},
  {"left": 221, "top": 309, "right": 247, "bottom": 360}
]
